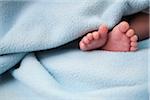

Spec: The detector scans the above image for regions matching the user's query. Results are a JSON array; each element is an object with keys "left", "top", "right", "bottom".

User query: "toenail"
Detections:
[
  {"left": 118, "top": 21, "right": 129, "bottom": 32},
  {"left": 130, "top": 47, "right": 137, "bottom": 51},
  {"left": 99, "top": 24, "right": 108, "bottom": 32},
  {"left": 133, "top": 35, "right": 138, "bottom": 40},
  {"left": 121, "top": 21, "right": 129, "bottom": 26},
  {"left": 135, "top": 36, "right": 138, "bottom": 40},
  {"left": 84, "top": 39, "right": 90, "bottom": 44},
  {"left": 87, "top": 34, "right": 93, "bottom": 40},
  {"left": 131, "top": 42, "right": 137, "bottom": 47},
  {"left": 126, "top": 29, "right": 134, "bottom": 37},
  {"left": 81, "top": 43, "right": 86, "bottom": 48},
  {"left": 93, "top": 32, "right": 99, "bottom": 39},
  {"left": 131, "top": 35, "right": 138, "bottom": 41}
]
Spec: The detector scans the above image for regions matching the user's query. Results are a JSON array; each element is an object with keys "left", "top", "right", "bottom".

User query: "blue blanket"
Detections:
[{"left": 0, "top": 0, "right": 149, "bottom": 100}]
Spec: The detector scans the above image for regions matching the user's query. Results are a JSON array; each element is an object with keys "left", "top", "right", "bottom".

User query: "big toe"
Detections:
[
  {"left": 98, "top": 24, "right": 108, "bottom": 38},
  {"left": 117, "top": 21, "right": 130, "bottom": 33}
]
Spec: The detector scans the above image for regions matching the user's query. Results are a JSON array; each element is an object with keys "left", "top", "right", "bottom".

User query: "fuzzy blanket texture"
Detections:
[{"left": 0, "top": 0, "right": 149, "bottom": 100}]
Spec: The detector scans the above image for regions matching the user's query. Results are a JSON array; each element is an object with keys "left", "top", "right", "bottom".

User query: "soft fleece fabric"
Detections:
[{"left": 0, "top": 0, "right": 149, "bottom": 100}]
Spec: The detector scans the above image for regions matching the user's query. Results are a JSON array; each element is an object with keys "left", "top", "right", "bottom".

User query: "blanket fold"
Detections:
[{"left": 0, "top": 0, "right": 149, "bottom": 100}]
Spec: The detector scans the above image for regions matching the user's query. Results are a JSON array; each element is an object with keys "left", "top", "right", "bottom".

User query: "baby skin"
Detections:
[{"left": 79, "top": 12, "right": 149, "bottom": 52}]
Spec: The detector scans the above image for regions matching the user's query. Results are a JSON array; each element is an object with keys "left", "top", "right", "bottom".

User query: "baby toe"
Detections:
[
  {"left": 83, "top": 37, "right": 90, "bottom": 44},
  {"left": 118, "top": 21, "right": 130, "bottom": 33},
  {"left": 130, "top": 47, "right": 137, "bottom": 51},
  {"left": 130, "top": 35, "right": 138, "bottom": 42},
  {"left": 79, "top": 42, "right": 87, "bottom": 50},
  {"left": 98, "top": 24, "right": 108, "bottom": 37},
  {"left": 93, "top": 31, "right": 100, "bottom": 40},
  {"left": 126, "top": 29, "right": 134, "bottom": 37},
  {"left": 130, "top": 42, "right": 137, "bottom": 47},
  {"left": 87, "top": 33, "right": 94, "bottom": 41}
]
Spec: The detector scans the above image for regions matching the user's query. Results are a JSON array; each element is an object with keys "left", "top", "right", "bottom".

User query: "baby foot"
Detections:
[
  {"left": 79, "top": 25, "right": 108, "bottom": 51},
  {"left": 102, "top": 21, "right": 138, "bottom": 52}
]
